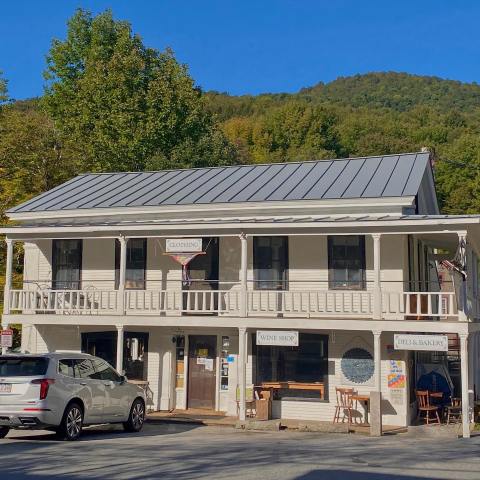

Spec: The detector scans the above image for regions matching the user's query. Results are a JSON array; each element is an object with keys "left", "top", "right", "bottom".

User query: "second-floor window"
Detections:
[
  {"left": 52, "top": 239, "right": 82, "bottom": 290},
  {"left": 328, "top": 235, "right": 366, "bottom": 290},
  {"left": 253, "top": 236, "right": 288, "bottom": 290},
  {"left": 115, "top": 238, "right": 147, "bottom": 290}
]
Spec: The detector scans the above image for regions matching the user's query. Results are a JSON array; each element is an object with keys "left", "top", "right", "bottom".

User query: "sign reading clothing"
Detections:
[
  {"left": 166, "top": 238, "right": 202, "bottom": 253},
  {"left": 394, "top": 334, "right": 448, "bottom": 352},
  {"left": 256, "top": 331, "right": 299, "bottom": 346}
]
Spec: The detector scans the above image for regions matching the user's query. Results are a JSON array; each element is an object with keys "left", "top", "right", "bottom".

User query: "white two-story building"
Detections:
[{"left": 2, "top": 151, "right": 480, "bottom": 437}]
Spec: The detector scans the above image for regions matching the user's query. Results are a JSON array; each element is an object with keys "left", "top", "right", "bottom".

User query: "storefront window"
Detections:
[{"left": 253, "top": 333, "right": 328, "bottom": 400}]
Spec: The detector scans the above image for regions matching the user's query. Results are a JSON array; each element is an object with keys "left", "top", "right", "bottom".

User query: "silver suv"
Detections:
[{"left": 0, "top": 353, "right": 146, "bottom": 440}]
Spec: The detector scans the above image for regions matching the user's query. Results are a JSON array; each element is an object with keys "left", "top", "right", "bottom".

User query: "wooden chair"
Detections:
[
  {"left": 416, "top": 390, "right": 441, "bottom": 425},
  {"left": 446, "top": 397, "right": 462, "bottom": 425},
  {"left": 236, "top": 385, "right": 257, "bottom": 418},
  {"left": 333, "top": 387, "right": 355, "bottom": 424}
]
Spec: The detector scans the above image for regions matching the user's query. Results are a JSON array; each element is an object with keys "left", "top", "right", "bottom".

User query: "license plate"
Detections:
[{"left": 0, "top": 384, "right": 12, "bottom": 393}]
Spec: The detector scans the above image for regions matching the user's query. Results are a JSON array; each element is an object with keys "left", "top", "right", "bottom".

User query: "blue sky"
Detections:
[{"left": 2, "top": 0, "right": 480, "bottom": 99}]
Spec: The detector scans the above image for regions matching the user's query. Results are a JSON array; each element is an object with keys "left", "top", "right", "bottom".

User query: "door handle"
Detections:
[
  {"left": 104, "top": 382, "right": 112, "bottom": 387},
  {"left": 80, "top": 382, "right": 87, "bottom": 386}
]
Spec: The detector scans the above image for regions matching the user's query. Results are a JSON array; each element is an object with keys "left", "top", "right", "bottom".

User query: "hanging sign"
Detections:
[
  {"left": 166, "top": 238, "right": 202, "bottom": 253},
  {"left": 394, "top": 334, "right": 448, "bottom": 352},
  {"left": 256, "top": 330, "right": 299, "bottom": 346},
  {"left": 0, "top": 329, "right": 13, "bottom": 348}
]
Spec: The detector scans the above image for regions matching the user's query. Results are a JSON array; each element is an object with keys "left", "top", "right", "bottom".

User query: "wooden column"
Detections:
[
  {"left": 460, "top": 332, "right": 470, "bottom": 438},
  {"left": 118, "top": 236, "right": 127, "bottom": 315},
  {"left": 370, "top": 330, "right": 382, "bottom": 437},
  {"left": 238, "top": 327, "right": 247, "bottom": 421},
  {"left": 116, "top": 324, "right": 124, "bottom": 374},
  {"left": 240, "top": 233, "right": 248, "bottom": 317},
  {"left": 372, "top": 234, "right": 382, "bottom": 320}
]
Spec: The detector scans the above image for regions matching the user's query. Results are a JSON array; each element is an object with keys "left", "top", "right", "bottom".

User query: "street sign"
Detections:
[{"left": 0, "top": 329, "right": 13, "bottom": 348}]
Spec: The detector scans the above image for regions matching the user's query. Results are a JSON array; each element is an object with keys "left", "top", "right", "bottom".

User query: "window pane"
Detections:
[
  {"left": 73, "top": 359, "right": 96, "bottom": 379},
  {"left": 115, "top": 239, "right": 147, "bottom": 289},
  {"left": 91, "top": 359, "right": 122, "bottom": 381},
  {"left": 328, "top": 235, "right": 365, "bottom": 289},
  {"left": 52, "top": 240, "right": 82, "bottom": 290},
  {"left": 253, "top": 237, "right": 288, "bottom": 290},
  {"left": 58, "top": 359, "right": 75, "bottom": 377},
  {"left": 0, "top": 357, "right": 49, "bottom": 377}
]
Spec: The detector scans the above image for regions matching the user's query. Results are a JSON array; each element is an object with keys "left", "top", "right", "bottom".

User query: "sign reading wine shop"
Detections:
[
  {"left": 394, "top": 334, "right": 449, "bottom": 352},
  {"left": 256, "top": 330, "right": 299, "bottom": 347}
]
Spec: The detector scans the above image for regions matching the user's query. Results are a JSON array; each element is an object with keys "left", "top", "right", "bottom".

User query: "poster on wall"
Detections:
[{"left": 387, "top": 360, "right": 406, "bottom": 389}]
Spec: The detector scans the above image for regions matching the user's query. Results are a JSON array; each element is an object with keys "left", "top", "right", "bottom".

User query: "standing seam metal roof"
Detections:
[{"left": 8, "top": 152, "right": 430, "bottom": 213}]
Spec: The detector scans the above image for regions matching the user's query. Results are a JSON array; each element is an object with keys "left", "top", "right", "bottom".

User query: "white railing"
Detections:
[
  {"left": 383, "top": 291, "right": 458, "bottom": 319},
  {"left": 9, "top": 289, "right": 118, "bottom": 314},
  {"left": 247, "top": 290, "right": 373, "bottom": 317},
  {"left": 125, "top": 289, "right": 241, "bottom": 316},
  {"left": 8, "top": 288, "right": 462, "bottom": 320}
]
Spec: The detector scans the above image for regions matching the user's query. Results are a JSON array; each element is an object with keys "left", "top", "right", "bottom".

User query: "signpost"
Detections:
[
  {"left": 394, "top": 334, "right": 448, "bottom": 352},
  {"left": 256, "top": 330, "right": 299, "bottom": 346},
  {"left": 0, "top": 329, "right": 13, "bottom": 349}
]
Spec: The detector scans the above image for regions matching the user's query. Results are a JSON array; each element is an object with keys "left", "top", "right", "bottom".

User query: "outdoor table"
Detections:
[
  {"left": 351, "top": 394, "right": 370, "bottom": 425},
  {"left": 260, "top": 382, "right": 325, "bottom": 400}
]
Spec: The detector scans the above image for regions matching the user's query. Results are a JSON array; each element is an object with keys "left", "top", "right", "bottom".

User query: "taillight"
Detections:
[{"left": 31, "top": 378, "right": 55, "bottom": 400}]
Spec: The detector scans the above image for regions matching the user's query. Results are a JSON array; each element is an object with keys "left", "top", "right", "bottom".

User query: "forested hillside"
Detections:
[{"left": 1, "top": 9, "right": 480, "bottom": 305}]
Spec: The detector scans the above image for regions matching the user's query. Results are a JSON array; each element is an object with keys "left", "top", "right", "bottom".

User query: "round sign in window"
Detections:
[{"left": 341, "top": 347, "right": 374, "bottom": 384}]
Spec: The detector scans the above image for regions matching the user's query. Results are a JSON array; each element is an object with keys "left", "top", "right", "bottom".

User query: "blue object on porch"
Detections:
[{"left": 417, "top": 371, "right": 452, "bottom": 404}]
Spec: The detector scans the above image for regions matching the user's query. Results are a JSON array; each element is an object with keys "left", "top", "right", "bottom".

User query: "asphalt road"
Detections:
[{"left": 1, "top": 423, "right": 480, "bottom": 480}]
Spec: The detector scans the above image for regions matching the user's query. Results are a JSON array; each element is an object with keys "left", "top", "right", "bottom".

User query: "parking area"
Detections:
[{"left": 1, "top": 423, "right": 480, "bottom": 480}]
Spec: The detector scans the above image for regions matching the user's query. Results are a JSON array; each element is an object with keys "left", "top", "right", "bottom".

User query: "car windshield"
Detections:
[{"left": 0, "top": 357, "right": 49, "bottom": 377}]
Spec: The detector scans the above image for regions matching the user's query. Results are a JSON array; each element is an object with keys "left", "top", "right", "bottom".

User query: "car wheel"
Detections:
[
  {"left": 58, "top": 403, "right": 83, "bottom": 441},
  {"left": 123, "top": 399, "right": 145, "bottom": 432},
  {"left": 0, "top": 427, "right": 9, "bottom": 439}
]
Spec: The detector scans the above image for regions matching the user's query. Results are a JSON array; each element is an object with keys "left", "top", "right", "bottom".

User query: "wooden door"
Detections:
[{"left": 188, "top": 335, "right": 217, "bottom": 409}]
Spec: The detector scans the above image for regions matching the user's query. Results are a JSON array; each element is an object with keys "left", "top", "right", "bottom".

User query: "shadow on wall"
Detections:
[{"left": 295, "top": 470, "right": 443, "bottom": 480}]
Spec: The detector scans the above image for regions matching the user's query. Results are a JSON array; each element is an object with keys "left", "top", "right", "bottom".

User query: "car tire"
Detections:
[
  {"left": 57, "top": 402, "right": 83, "bottom": 441},
  {"left": 123, "top": 398, "right": 145, "bottom": 433},
  {"left": 0, "top": 427, "right": 9, "bottom": 439}
]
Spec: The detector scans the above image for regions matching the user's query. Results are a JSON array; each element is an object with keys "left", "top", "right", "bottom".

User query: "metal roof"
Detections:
[{"left": 8, "top": 152, "right": 430, "bottom": 213}]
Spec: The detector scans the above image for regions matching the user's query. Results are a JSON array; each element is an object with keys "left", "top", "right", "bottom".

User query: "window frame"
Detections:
[
  {"left": 328, "top": 235, "right": 366, "bottom": 290},
  {"left": 114, "top": 238, "right": 147, "bottom": 290},
  {"left": 253, "top": 236, "right": 289, "bottom": 291},
  {"left": 52, "top": 239, "right": 83, "bottom": 290}
]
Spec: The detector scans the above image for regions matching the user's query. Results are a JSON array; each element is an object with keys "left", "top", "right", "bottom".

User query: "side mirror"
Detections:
[{"left": 119, "top": 375, "right": 127, "bottom": 384}]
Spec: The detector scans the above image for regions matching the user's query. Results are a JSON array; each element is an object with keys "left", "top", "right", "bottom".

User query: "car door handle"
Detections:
[
  {"left": 80, "top": 382, "right": 87, "bottom": 386},
  {"left": 104, "top": 382, "right": 111, "bottom": 386}
]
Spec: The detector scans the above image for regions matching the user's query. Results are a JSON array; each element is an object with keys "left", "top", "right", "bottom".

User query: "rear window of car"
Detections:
[{"left": 0, "top": 357, "right": 49, "bottom": 377}]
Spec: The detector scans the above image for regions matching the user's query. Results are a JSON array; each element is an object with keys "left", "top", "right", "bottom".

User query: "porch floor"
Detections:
[{"left": 146, "top": 410, "right": 407, "bottom": 434}]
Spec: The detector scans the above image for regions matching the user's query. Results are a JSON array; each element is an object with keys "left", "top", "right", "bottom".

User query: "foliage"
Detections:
[{"left": 43, "top": 8, "right": 237, "bottom": 172}]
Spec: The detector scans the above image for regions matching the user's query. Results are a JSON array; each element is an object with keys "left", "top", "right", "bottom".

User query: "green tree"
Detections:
[
  {"left": 0, "top": 70, "right": 7, "bottom": 104},
  {"left": 43, "top": 8, "right": 237, "bottom": 172}
]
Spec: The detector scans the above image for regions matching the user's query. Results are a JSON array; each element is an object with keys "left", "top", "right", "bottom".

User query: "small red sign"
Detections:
[{"left": 1, "top": 329, "right": 13, "bottom": 348}]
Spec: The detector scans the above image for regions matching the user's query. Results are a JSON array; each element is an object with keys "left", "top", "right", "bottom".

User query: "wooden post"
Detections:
[
  {"left": 371, "top": 330, "right": 382, "bottom": 436},
  {"left": 372, "top": 234, "right": 382, "bottom": 320},
  {"left": 116, "top": 324, "right": 124, "bottom": 374},
  {"left": 240, "top": 234, "right": 248, "bottom": 317},
  {"left": 118, "top": 236, "right": 127, "bottom": 315},
  {"left": 460, "top": 332, "right": 471, "bottom": 438},
  {"left": 238, "top": 327, "right": 247, "bottom": 421}
]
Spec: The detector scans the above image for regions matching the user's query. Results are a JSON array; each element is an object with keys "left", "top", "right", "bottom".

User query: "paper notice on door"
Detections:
[
  {"left": 205, "top": 358, "right": 214, "bottom": 371},
  {"left": 197, "top": 357, "right": 206, "bottom": 365}
]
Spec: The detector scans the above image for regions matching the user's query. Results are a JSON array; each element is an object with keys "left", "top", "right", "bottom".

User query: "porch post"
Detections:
[
  {"left": 118, "top": 236, "right": 127, "bottom": 315},
  {"left": 116, "top": 324, "right": 124, "bottom": 374},
  {"left": 3, "top": 238, "right": 14, "bottom": 316},
  {"left": 460, "top": 332, "right": 471, "bottom": 438},
  {"left": 370, "top": 330, "right": 382, "bottom": 436},
  {"left": 240, "top": 233, "right": 248, "bottom": 317},
  {"left": 238, "top": 326, "right": 247, "bottom": 421},
  {"left": 457, "top": 232, "right": 468, "bottom": 322},
  {"left": 372, "top": 234, "right": 382, "bottom": 320}
]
